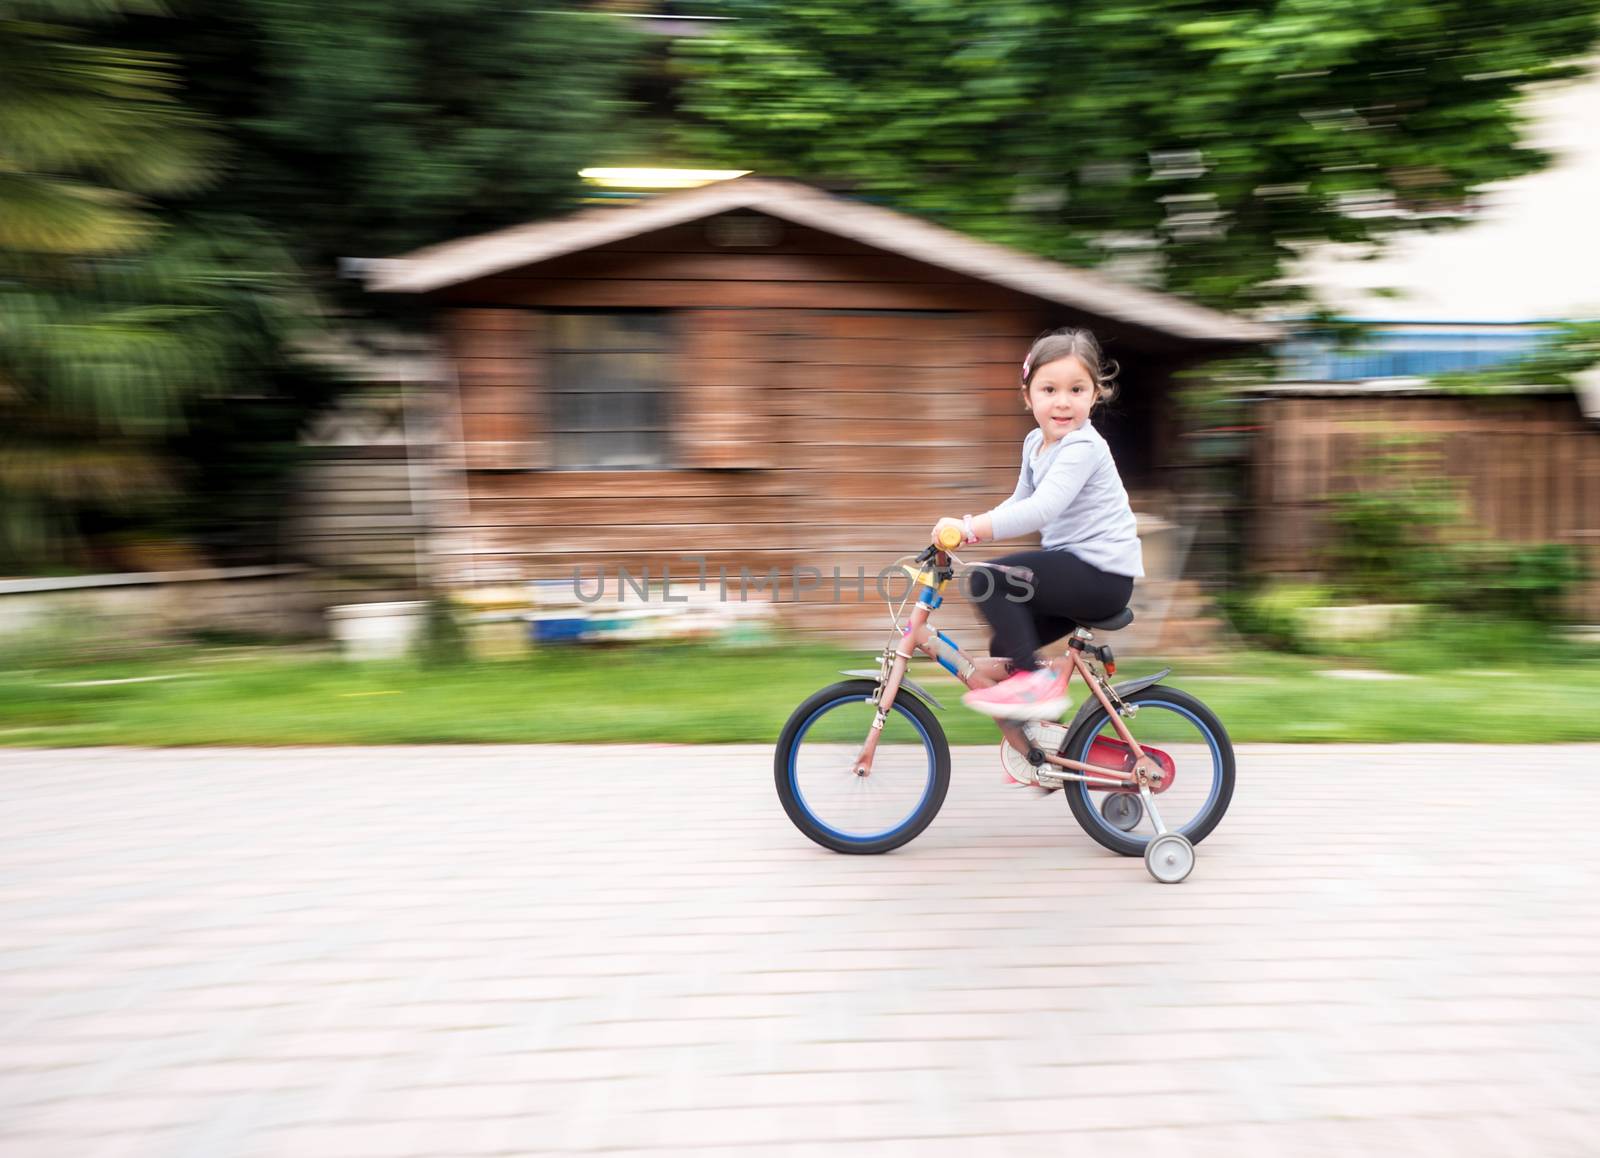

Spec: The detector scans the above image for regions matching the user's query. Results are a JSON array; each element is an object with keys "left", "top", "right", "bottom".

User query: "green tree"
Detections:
[
  {"left": 3, "top": 0, "right": 644, "bottom": 571},
  {"left": 149, "top": 1, "right": 646, "bottom": 273},
  {"left": 0, "top": 0, "right": 255, "bottom": 567},
  {"left": 675, "top": 0, "right": 1600, "bottom": 309},
  {"left": 0, "top": 0, "right": 214, "bottom": 256}
]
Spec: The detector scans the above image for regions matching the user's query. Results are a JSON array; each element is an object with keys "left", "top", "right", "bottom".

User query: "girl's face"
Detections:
[{"left": 1025, "top": 354, "right": 1097, "bottom": 438}]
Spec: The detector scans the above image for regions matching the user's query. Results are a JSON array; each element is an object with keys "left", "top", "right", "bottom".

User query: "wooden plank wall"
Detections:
[
  {"left": 292, "top": 451, "right": 424, "bottom": 598},
  {"left": 447, "top": 310, "right": 1047, "bottom": 649},
  {"left": 437, "top": 220, "right": 1071, "bottom": 648},
  {"left": 1250, "top": 393, "right": 1600, "bottom": 620}
]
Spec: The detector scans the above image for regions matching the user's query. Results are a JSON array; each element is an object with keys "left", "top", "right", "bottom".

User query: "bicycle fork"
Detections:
[{"left": 850, "top": 603, "right": 931, "bottom": 778}]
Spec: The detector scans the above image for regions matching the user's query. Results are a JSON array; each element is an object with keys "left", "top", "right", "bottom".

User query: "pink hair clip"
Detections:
[{"left": 1021, "top": 356, "right": 1032, "bottom": 384}]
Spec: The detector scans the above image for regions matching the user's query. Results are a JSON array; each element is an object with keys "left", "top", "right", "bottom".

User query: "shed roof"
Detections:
[{"left": 365, "top": 177, "right": 1277, "bottom": 345}]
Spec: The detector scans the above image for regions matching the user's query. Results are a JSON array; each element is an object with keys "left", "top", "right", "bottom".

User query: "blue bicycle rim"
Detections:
[
  {"left": 788, "top": 694, "right": 936, "bottom": 845},
  {"left": 1072, "top": 698, "right": 1222, "bottom": 846}
]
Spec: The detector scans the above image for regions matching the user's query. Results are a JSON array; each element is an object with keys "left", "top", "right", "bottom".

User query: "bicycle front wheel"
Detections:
[
  {"left": 775, "top": 679, "right": 950, "bottom": 855},
  {"left": 1061, "top": 685, "right": 1235, "bottom": 857}
]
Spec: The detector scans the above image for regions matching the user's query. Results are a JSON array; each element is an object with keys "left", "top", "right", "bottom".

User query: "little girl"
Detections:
[{"left": 931, "top": 328, "right": 1143, "bottom": 722}]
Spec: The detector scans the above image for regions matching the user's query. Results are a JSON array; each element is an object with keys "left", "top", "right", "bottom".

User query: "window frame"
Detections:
[{"left": 542, "top": 309, "right": 678, "bottom": 471}]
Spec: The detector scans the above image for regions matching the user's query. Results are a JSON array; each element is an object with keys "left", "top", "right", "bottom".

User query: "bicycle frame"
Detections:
[{"left": 849, "top": 551, "right": 1164, "bottom": 794}]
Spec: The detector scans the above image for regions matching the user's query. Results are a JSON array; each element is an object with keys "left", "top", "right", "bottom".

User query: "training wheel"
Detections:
[
  {"left": 1100, "top": 793, "right": 1143, "bottom": 832},
  {"left": 1144, "top": 832, "right": 1194, "bottom": 884}
]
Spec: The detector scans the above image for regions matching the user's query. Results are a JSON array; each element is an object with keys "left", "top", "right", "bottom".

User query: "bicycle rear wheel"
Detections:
[
  {"left": 775, "top": 679, "right": 950, "bottom": 854},
  {"left": 1061, "top": 685, "right": 1234, "bottom": 857}
]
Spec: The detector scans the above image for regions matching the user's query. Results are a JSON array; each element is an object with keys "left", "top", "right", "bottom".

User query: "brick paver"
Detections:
[{"left": 2, "top": 745, "right": 1598, "bottom": 1156}]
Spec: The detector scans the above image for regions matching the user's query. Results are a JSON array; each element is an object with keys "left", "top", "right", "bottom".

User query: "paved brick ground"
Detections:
[{"left": 2, "top": 745, "right": 1598, "bottom": 1157}]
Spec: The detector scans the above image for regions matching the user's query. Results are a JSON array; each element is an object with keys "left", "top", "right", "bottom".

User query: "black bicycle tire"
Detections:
[
  {"left": 774, "top": 679, "right": 951, "bottom": 855},
  {"left": 1060, "top": 685, "right": 1235, "bottom": 857}
]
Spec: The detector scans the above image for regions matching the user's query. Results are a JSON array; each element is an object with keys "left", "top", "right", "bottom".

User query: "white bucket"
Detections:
[{"left": 326, "top": 601, "right": 429, "bottom": 661}]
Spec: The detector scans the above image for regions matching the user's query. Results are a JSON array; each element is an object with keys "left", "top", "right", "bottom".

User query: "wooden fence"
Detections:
[{"left": 1249, "top": 389, "right": 1600, "bottom": 620}]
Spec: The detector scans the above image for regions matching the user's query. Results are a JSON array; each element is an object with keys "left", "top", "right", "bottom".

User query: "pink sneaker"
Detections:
[{"left": 962, "top": 667, "right": 1069, "bottom": 722}]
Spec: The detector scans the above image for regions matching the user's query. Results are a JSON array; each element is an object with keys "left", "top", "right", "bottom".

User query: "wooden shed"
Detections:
[{"left": 366, "top": 178, "right": 1274, "bottom": 647}]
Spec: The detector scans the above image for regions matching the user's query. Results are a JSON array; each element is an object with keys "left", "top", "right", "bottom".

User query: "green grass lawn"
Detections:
[{"left": 3, "top": 639, "right": 1598, "bottom": 746}]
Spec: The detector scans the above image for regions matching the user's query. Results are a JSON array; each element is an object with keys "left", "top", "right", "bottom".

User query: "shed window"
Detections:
[{"left": 546, "top": 312, "right": 675, "bottom": 469}]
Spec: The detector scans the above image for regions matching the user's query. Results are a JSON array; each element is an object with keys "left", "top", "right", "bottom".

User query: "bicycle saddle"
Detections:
[{"left": 1079, "top": 607, "right": 1134, "bottom": 631}]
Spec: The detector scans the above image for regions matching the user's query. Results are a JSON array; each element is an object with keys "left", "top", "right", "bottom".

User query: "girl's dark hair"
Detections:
[{"left": 1021, "top": 328, "right": 1120, "bottom": 405}]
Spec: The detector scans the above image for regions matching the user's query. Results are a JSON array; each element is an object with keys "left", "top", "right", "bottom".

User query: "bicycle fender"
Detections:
[
  {"left": 837, "top": 669, "right": 947, "bottom": 711},
  {"left": 1065, "top": 667, "right": 1172, "bottom": 736}
]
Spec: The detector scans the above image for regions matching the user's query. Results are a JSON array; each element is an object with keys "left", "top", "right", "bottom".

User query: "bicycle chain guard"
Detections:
[{"left": 1085, "top": 735, "right": 1176, "bottom": 794}]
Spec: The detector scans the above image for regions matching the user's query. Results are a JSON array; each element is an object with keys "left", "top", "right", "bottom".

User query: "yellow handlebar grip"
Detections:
[{"left": 936, "top": 525, "right": 963, "bottom": 551}]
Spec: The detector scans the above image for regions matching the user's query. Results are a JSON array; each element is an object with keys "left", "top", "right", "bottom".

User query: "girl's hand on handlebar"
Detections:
[{"left": 931, "top": 517, "right": 965, "bottom": 550}]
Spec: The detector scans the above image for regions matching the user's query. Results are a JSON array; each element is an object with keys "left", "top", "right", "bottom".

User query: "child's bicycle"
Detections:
[{"left": 774, "top": 528, "right": 1235, "bottom": 883}]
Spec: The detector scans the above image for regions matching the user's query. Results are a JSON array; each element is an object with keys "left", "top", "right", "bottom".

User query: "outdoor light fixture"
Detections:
[{"left": 578, "top": 167, "right": 751, "bottom": 189}]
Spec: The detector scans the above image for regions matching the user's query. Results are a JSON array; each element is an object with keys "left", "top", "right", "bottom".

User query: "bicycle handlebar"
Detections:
[{"left": 912, "top": 525, "right": 964, "bottom": 571}]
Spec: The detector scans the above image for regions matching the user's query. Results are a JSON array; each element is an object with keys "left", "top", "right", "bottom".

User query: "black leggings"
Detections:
[{"left": 970, "top": 549, "right": 1134, "bottom": 670}]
